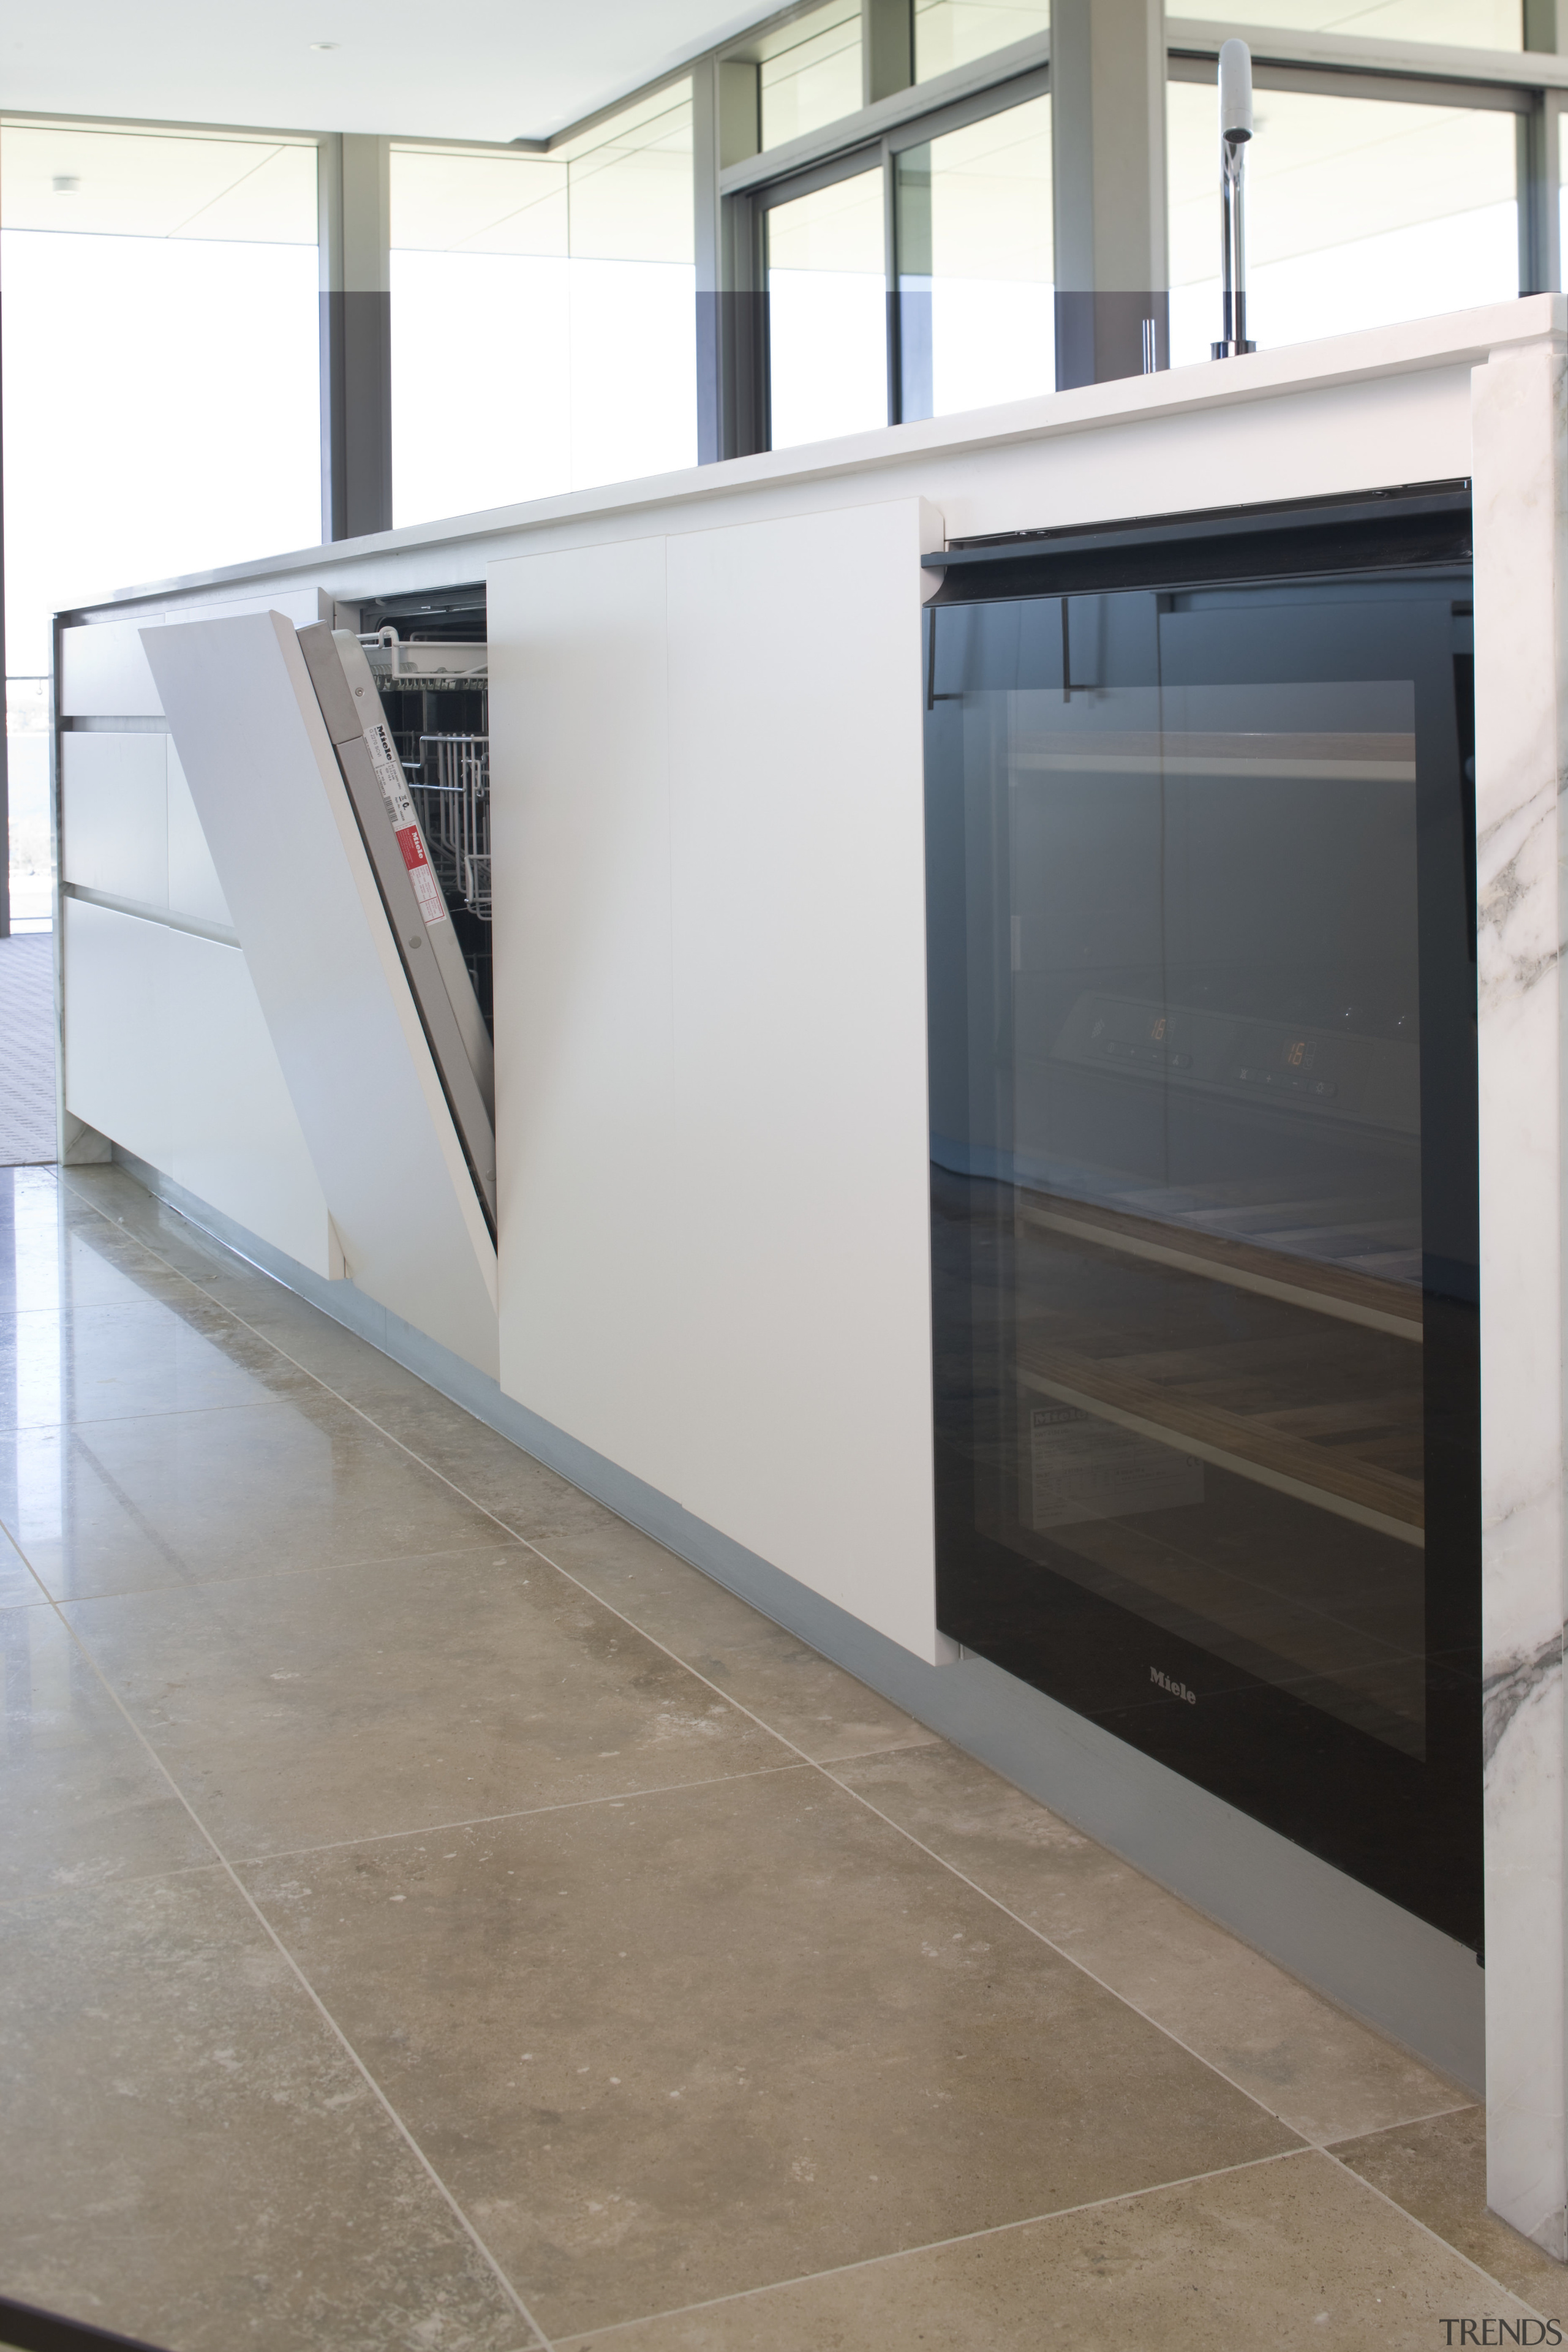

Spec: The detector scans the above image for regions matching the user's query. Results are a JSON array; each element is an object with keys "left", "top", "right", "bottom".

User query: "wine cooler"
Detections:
[{"left": 924, "top": 486, "right": 1480, "bottom": 1947}]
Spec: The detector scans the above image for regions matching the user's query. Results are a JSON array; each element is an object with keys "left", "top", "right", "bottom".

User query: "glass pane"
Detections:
[
  {"left": 927, "top": 573, "right": 1476, "bottom": 1774},
  {"left": 1203, "top": 0, "right": 1519, "bottom": 44},
  {"left": 915, "top": 0, "right": 1050, "bottom": 81},
  {"left": 392, "top": 147, "right": 570, "bottom": 522},
  {"left": 897, "top": 92, "right": 1053, "bottom": 420},
  {"left": 1, "top": 122, "right": 319, "bottom": 677},
  {"left": 760, "top": 0, "right": 863, "bottom": 149},
  {"left": 767, "top": 167, "right": 888, "bottom": 448},
  {"left": 1168, "top": 80, "right": 1518, "bottom": 366},
  {"left": 559, "top": 87, "right": 697, "bottom": 495},
  {"left": 391, "top": 88, "right": 695, "bottom": 527}
]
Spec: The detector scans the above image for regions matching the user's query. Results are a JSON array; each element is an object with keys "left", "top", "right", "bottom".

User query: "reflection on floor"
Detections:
[
  {"left": 0, "top": 932, "right": 56, "bottom": 1166},
  {"left": 0, "top": 1163, "right": 1553, "bottom": 2350}
]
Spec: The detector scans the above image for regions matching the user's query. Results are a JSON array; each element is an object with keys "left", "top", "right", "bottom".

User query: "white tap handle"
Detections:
[{"left": 1219, "top": 39, "right": 1253, "bottom": 142}]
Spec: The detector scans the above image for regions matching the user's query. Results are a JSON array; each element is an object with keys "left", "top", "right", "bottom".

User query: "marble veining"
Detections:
[
  {"left": 1482, "top": 1630, "right": 1565, "bottom": 1770},
  {"left": 1473, "top": 331, "right": 1568, "bottom": 2258},
  {"left": 1475, "top": 782, "right": 1562, "bottom": 1007}
]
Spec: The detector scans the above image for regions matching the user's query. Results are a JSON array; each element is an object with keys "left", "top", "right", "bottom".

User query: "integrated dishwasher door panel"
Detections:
[{"left": 141, "top": 610, "right": 499, "bottom": 1376}]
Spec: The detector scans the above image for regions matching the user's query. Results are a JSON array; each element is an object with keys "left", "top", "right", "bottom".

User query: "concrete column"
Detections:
[
  {"left": 318, "top": 134, "right": 392, "bottom": 541},
  {"left": 1522, "top": 3, "right": 1563, "bottom": 294},
  {"left": 1524, "top": 0, "right": 1561, "bottom": 49},
  {"left": 693, "top": 56, "right": 767, "bottom": 462},
  {"left": 1471, "top": 329, "right": 1568, "bottom": 2261},
  {"left": 864, "top": 0, "right": 914, "bottom": 105},
  {"left": 1050, "top": 0, "right": 1168, "bottom": 389}
]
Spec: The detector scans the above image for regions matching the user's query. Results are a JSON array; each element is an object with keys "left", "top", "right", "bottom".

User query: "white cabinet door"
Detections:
[
  {"left": 63, "top": 897, "right": 173, "bottom": 1172},
  {"left": 665, "top": 503, "right": 936, "bottom": 1660},
  {"left": 61, "top": 733, "right": 169, "bottom": 908},
  {"left": 143, "top": 609, "right": 499, "bottom": 1377},
  {"left": 59, "top": 622, "right": 165, "bottom": 718},
  {"left": 489, "top": 500, "right": 938, "bottom": 1659},
  {"left": 166, "top": 743, "right": 233, "bottom": 929},
  {"left": 490, "top": 536, "right": 679, "bottom": 1484}
]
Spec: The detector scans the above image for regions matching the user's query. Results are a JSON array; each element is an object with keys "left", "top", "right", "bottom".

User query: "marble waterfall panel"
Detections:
[{"left": 1474, "top": 334, "right": 1568, "bottom": 2260}]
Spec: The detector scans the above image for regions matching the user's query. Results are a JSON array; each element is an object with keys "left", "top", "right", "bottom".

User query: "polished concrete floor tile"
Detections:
[
  {"left": 535, "top": 1517, "right": 939, "bottom": 1765},
  {"left": 0, "top": 1605, "right": 213, "bottom": 1901},
  {"left": 552, "top": 2150, "right": 1534, "bottom": 2351},
  {"left": 0, "top": 1295, "right": 325, "bottom": 1430},
  {"left": 0, "top": 1868, "right": 539, "bottom": 2351},
  {"left": 243, "top": 1771, "right": 1300, "bottom": 2339},
  {"left": 1332, "top": 2105, "right": 1567, "bottom": 2319},
  {"left": 831, "top": 1743, "right": 1466, "bottom": 2146},
  {"left": 0, "top": 1390, "right": 507, "bottom": 1603},
  {"left": 69, "top": 1548, "right": 796, "bottom": 1857}
]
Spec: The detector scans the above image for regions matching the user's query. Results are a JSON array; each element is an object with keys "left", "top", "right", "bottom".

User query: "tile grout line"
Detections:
[
  {"left": 26, "top": 1537, "right": 560, "bottom": 1611},
  {"left": 48, "top": 1174, "right": 1530, "bottom": 2325},
  {"left": 219, "top": 1760, "right": 814, "bottom": 1867},
  {"left": 0, "top": 1739, "right": 950, "bottom": 1915},
  {"left": 0, "top": 1427, "right": 554, "bottom": 2345},
  {"left": 1313, "top": 2141, "right": 1559, "bottom": 2326},
  {"left": 204, "top": 1736, "right": 946, "bottom": 1871},
  {"left": 548, "top": 2146, "right": 1325, "bottom": 2345},
  {"left": 548, "top": 2128, "right": 1555, "bottom": 2344},
  {"left": 31, "top": 1597, "right": 554, "bottom": 2350},
  {"left": 811, "top": 1762, "right": 1471, "bottom": 2155},
  {"left": 0, "top": 1854, "right": 224, "bottom": 1918},
  {"left": 0, "top": 1765, "right": 820, "bottom": 1919},
  {"left": 556, "top": 2139, "right": 1555, "bottom": 2347},
  {"left": 1321, "top": 2098, "right": 1481, "bottom": 2150}
]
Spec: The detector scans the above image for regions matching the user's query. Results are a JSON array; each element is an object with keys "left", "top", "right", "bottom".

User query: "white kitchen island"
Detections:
[{"left": 54, "top": 294, "right": 1568, "bottom": 2260}]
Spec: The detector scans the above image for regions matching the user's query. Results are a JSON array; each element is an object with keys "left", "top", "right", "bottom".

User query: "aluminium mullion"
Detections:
[
  {"left": 881, "top": 61, "right": 1050, "bottom": 154},
  {"left": 718, "top": 30, "right": 1052, "bottom": 195},
  {"left": 1518, "top": 98, "right": 1551, "bottom": 292},
  {"left": 744, "top": 189, "right": 774, "bottom": 455},
  {"left": 749, "top": 136, "right": 885, "bottom": 212},
  {"left": 883, "top": 134, "right": 900, "bottom": 427},
  {"left": 1543, "top": 88, "right": 1567, "bottom": 292},
  {"left": 1166, "top": 49, "right": 1533, "bottom": 112}
]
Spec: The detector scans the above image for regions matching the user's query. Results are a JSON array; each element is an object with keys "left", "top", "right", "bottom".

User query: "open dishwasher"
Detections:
[{"left": 141, "top": 589, "right": 501, "bottom": 1372}]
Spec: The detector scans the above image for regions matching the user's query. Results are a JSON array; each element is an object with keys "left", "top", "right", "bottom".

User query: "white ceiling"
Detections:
[{"left": 1, "top": 0, "right": 783, "bottom": 146}]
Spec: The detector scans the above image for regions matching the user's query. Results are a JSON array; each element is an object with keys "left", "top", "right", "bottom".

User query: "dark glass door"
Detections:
[{"left": 925, "top": 518, "right": 1479, "bottom": 1947}]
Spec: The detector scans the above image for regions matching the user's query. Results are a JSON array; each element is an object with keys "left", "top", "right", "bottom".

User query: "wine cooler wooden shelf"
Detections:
[
  {"left": 1014, "top": 1189, "right": 1425, "bottom": 1548},
  {"left": 1016, "top": 1191, "right": 1422, "bottom": 1341}
]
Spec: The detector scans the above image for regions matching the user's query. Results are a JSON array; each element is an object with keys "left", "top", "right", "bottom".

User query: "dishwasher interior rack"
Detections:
[
  {"left": 413, "top": 733, "right": 491, "bottom": 922},
  {"left": 360, "top": 630, "right": 494, "bottom": 1022}
]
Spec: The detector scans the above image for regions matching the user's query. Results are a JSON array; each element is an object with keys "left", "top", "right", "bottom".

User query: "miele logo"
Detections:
[{"left": 1151, "top": 1667, "right": 1197, "bottom": 1705}]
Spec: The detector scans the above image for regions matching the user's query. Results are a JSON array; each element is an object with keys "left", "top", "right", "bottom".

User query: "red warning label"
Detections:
[{"left": 363, "top": 719, "right": 447, "bottom": 927}]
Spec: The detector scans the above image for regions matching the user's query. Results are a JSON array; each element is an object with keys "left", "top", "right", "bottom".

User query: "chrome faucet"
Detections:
[{"left": 1212, "top": 39, "right": 1257, "bottom": 360}]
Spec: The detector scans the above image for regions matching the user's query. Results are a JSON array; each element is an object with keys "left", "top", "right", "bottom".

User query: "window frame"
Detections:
[
  {"left": 710, "top": 2, "right": 1567, "bottom": 458},
  {"left": 1167, "top": 49, "right": 1545, "bottom": 329},
  {"left": 738, "top": 59, "right": 1054, "bottom": 440},
  {"left": 7, "top": 4, "right": 1568, "bottom": 494}
]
